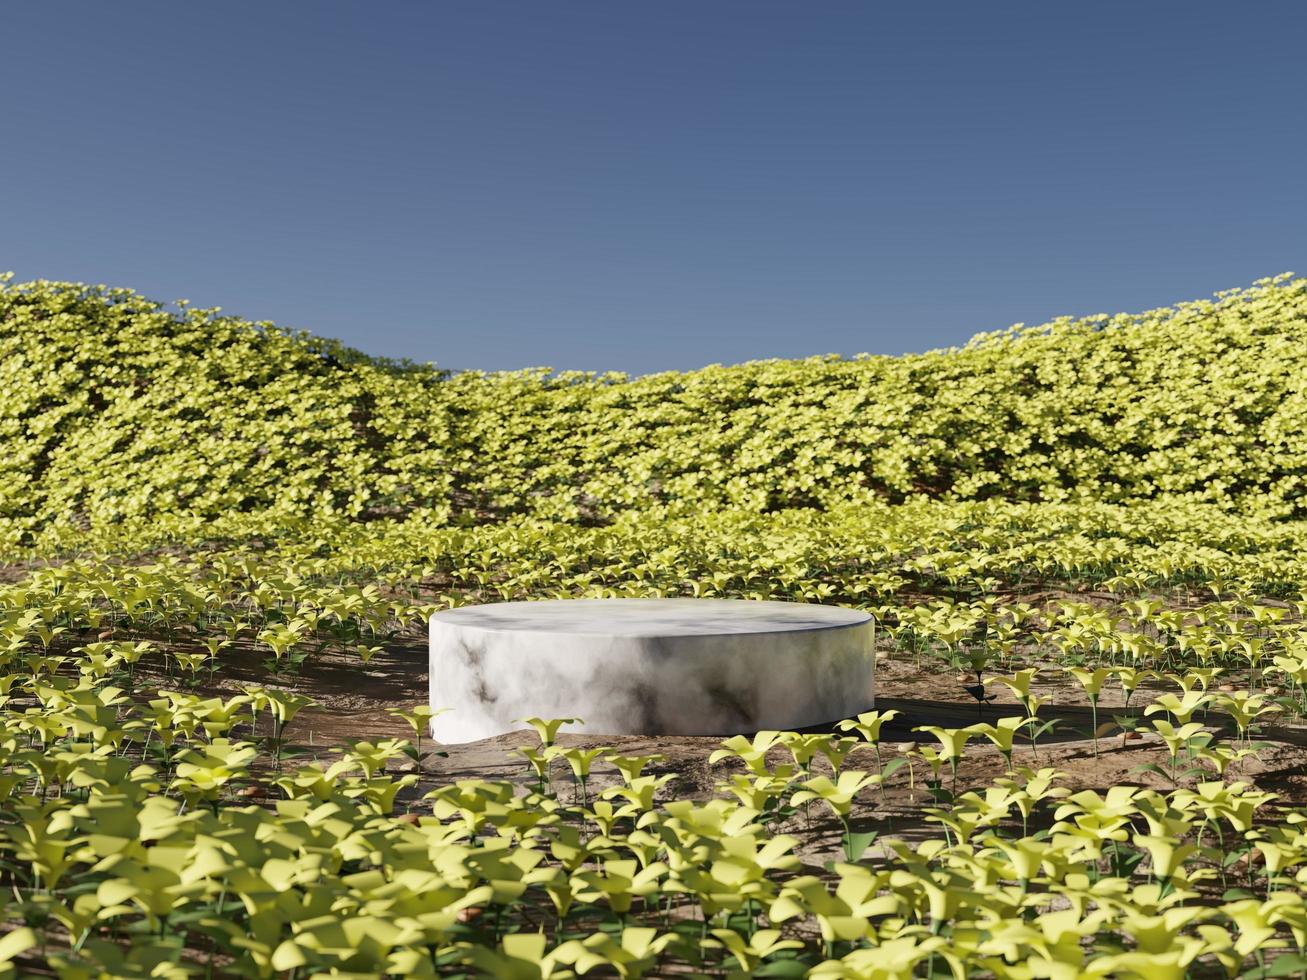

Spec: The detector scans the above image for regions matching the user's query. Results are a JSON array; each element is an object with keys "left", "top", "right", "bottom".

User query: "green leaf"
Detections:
[{"left": 841, "top": 830, "right": 879, "bottom": 862}]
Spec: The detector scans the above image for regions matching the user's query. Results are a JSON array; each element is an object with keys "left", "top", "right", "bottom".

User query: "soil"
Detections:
[{"left": 218, "top": 628, "right": 1307, "bottom": 863}]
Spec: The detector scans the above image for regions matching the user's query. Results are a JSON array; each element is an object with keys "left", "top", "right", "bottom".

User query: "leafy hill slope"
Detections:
[{"left": 2, "top": 274, "right": 1304, "bottom": 550}]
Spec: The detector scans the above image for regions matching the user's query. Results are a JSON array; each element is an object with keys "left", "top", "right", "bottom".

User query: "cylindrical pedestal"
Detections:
[{"left": 428, "top": 598, "right": 875, "bottom": 743}]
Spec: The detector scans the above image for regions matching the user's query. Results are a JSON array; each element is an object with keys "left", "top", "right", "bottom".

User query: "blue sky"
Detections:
[{"left": 3, "top": 2, "right": 1304, "bottom": 374}]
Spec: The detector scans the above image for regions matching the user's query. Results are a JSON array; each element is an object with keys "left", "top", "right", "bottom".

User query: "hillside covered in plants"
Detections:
[
  {"left": 2, "top": 273, "right": 1305, "bottom": 553},
  {"left": 2, "top": 275, "right": 1307, "bottom": 977}
]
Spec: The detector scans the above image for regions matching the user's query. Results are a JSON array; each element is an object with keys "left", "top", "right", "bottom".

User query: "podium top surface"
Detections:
[{"left": 430, "top": 598, "right": 870, "bottom": 638}]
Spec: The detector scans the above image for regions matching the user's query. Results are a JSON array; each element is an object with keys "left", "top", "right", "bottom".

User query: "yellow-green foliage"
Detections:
[
  {"left": 4, "top": 273, "right": 1307, "bottom": 975},
  {"left": 3, "top": 273, "right": 1305, "bottom": 552},
  {"left": 2, "top": 529, "right": 1307, "bottom": 976},
  {"left": 0, "top": 276, "right": 456, "bottom": 548}
]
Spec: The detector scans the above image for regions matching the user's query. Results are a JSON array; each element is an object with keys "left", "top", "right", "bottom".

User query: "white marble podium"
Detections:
[{"left": 428, "top": 598, "right": 875, "bottom": 743}]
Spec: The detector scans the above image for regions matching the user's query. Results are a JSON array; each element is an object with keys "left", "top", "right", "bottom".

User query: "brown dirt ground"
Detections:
[{"left": 205, "top": 629, "right": 1307, "bottom": 864}]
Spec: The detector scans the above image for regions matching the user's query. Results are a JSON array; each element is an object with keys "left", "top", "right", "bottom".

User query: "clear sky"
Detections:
[{"left": 3, "top": 3, "right": 1304, "bottom": 375}]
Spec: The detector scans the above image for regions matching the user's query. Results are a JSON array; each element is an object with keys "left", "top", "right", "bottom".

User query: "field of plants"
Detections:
[{"left": 0, "top": 273, "right": 1306, "bottom": 976}]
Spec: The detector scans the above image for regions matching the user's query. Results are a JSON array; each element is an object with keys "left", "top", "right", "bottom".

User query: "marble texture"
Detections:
[{"left": 429, "top": 598, "right": 875, "bottom": 743}]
